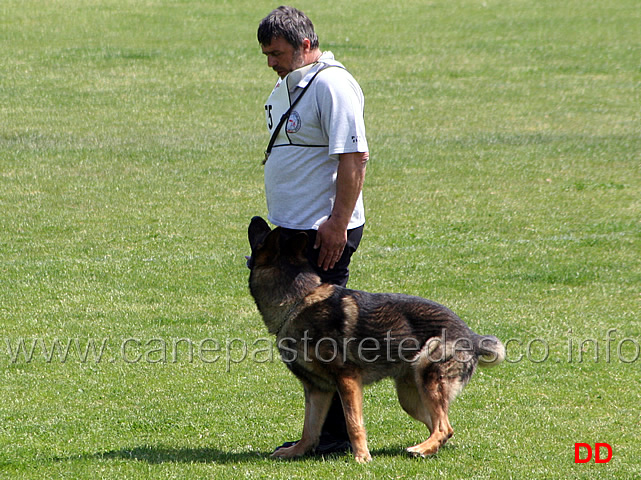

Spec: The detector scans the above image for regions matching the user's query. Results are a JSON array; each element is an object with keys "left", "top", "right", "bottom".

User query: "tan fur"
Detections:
[
  {"left": 304, "top": 283, "right": 335, "bottom": 307},
  {"left": 341, "top": 296, "right": 359, "bottom": 339},
  {"left": 336, "top": 374, "right": 371, "bottom": 463}
]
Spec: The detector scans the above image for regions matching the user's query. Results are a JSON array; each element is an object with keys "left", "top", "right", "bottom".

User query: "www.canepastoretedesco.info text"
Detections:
[{"left": 2, "top": 329, "right": 639, "bottom": 369}]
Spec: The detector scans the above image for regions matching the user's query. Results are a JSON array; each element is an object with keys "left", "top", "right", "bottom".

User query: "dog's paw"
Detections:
[
  {"left": 406, "top": 444, "right": 438, "bottom": 458},
  {"left": 354, "top": 452, "right": 372, "bottom": 463},
  {"left": 406, "top": 446, "right": 426, "bottom": 458},
  {"left": 270, "top": 444, "right": 308, "bottom": 459}
]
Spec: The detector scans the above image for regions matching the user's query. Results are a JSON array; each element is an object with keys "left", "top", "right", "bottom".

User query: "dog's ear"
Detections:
[
  {"left": 285, "top": 232, "right": 308, "bottom": 261},
  {"left": 262, "top": 226, "right": 281, "bottom": 255},
  {"left": 249, "top": 226, "right": 281, "bottom": 268},
  {"left": 248, "top": 216, "right": 272, "bottom": 252}
]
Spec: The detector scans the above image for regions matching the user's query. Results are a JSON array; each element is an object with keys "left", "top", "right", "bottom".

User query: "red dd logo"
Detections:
[{"left": 574, "top": 443, "right": 613, "bottom": 464}]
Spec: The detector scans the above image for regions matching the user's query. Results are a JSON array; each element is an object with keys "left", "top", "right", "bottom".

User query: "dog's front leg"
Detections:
[
  {"left": 336, "top": 374, "right": 372, "bottom": 463},
  {"left": 271, "top": 385, "right": 334, "bottom": 459}
]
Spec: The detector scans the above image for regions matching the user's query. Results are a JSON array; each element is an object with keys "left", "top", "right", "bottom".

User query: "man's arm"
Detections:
[{"left": 314, "top": 151, "right": 369, "bottom": 271}]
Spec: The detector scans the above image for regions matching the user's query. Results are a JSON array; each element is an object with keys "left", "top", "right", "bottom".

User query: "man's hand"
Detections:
[
  {"left": 314, "top": 217, "right": 348, "bottom": 271},
  {"left": 313, "top": 151, "right": 368, "bottom": 271}
]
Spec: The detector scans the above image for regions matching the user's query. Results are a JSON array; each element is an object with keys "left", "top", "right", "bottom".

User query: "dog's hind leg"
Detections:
[
  {"left": 395, "top": 373, "right": 432, "bottom": 432},
  {"left": 405, "top": 365, "right": 456, "bottom": 457},
  {"left": 271, "top": 385, "right": 334, "bottom": 459},
  {"left": 336, "top": 373, "right": 372, "bottom": 463}
]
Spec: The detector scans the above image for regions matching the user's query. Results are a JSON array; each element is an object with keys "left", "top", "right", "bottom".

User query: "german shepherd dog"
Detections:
[{"left": 247, "top": 216, "right": 505, "bottom": 463}]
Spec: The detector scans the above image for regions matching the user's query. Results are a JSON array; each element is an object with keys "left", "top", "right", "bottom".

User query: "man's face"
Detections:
[{"left": 261, "top": 36, "right": 305, "bottom": 79}]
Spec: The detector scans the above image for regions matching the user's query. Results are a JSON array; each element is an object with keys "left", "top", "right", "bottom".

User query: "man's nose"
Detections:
[{"left": 267, "top": 55, "right": 277, "bottom": 68}]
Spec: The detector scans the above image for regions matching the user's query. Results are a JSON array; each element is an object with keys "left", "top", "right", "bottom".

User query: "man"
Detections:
[{"left": 257, "top": 6, "right": 369, "bottom": 455}]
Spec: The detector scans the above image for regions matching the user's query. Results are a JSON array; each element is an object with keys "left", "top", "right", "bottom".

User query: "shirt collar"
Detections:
[{"left": 285, "top": 51, "right": 342, "bottom": 92}]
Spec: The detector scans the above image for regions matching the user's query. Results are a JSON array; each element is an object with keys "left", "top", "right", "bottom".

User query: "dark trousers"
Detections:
[{"left": 279, "top": 224, "right": 364, "bottom": 440}]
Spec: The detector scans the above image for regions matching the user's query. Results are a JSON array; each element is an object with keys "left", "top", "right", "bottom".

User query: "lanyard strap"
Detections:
[{"left": 263, "top": 63, "right": 330, "bottom": 165}]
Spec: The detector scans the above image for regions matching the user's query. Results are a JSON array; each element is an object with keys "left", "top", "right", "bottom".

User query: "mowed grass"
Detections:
[{"left": 1, "top": 0, "right": 640, "bottom": 478}]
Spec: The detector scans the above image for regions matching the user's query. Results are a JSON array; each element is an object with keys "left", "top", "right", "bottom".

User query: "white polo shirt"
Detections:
[{"left": 263, "top": 51, "right": 368, "bottom": 231}]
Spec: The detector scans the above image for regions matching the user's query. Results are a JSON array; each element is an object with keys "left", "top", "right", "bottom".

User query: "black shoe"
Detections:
[
  {"left": 273, "top": 433, "right": 352, "bottom": 456},
  {"left": 314, "top": 433, "right": 352, "bottom": 455},
  {"left": 273, "top": 440, "right": 298, "bottom": 452}
]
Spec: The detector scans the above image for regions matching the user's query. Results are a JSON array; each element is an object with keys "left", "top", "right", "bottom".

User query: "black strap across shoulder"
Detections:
[{"left": 263, "top": 63, "right": 331, "bottom": 165}]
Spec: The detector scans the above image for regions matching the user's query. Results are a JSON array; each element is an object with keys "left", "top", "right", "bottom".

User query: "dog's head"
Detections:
[{"left": 247, "top": 216, "right": 309, "bottom": 272}]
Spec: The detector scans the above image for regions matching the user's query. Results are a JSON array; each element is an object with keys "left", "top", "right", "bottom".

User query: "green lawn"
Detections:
[{"left": 1, "top": 0, "right": 640, "bottom": 478}]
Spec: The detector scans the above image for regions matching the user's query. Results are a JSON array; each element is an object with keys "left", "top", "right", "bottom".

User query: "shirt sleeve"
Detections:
[{"left": 316, "top": 68, "right": 369, "bottom": 156}]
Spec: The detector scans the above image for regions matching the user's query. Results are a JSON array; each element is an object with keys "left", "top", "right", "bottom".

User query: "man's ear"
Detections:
[
  {"left": 248, "top": 216, "right": 272, "bottom": 252},
  {"left": 301, "top": 37, "right": 312, "bottom": 53}
]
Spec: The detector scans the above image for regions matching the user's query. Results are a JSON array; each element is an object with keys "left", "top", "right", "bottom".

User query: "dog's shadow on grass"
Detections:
[
  {"left": 90, "top": 443, "right": 452, "bottom": 464},
  {"left": 94, "top": 445, "right": 269, "bottom": 464}
]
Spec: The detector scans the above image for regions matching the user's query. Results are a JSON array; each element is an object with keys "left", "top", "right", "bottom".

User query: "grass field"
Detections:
[{"left": 1, "top": 0, "right": 640, "bottom": 478}]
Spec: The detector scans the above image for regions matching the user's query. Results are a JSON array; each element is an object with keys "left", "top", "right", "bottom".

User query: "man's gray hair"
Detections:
[{"left": 257, "top": 6, "right": 319, "bottom": 49}]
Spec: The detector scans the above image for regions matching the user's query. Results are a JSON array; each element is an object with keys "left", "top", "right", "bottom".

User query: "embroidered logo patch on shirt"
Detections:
[{"left": 286, "top": 111, "right": 302, "bottom": 133}]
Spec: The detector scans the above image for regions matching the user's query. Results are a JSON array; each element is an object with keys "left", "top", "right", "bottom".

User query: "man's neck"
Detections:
[{"left": 303, "top": 48, "right": 323, "bottom": 66}]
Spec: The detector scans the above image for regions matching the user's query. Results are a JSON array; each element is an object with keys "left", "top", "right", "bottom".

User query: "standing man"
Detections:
[{"left": 257, "top": 6, "right": 369, "bottom": 455}]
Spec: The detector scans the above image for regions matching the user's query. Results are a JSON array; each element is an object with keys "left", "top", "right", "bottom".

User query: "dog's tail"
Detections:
[
  {"left": 475, "top": 335, "right": 505, "bottom": 368},
  {"left": 412, "top": 334, "right": 506, "bottom": 369}
]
